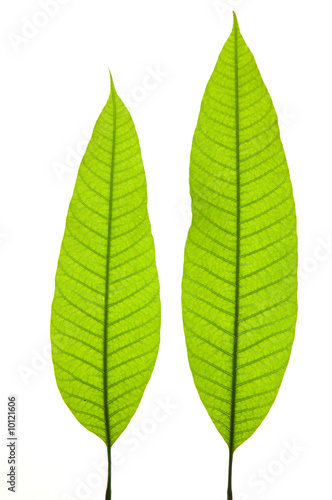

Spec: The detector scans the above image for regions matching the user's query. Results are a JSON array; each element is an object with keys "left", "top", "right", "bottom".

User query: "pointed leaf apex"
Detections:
[
  {"left": 108, "top": 68, "right": 116, "bottom": 95},
  {"left": 232, "top": 11, "right": 239, "bottom": 30}
]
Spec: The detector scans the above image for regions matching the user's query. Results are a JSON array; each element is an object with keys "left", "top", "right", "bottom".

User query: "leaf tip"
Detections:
[
  {"left": 232, "top": 11, "right": 239, "bottom": 30},
  {"left": 108, "top": 68, "right": 116, "bottom": 95}
]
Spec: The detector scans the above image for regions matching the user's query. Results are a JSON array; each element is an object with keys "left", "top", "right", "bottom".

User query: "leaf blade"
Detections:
[
  {"left": 51, "top": 75, "right": 161, "bottom": 449},
  {"left": 182, "top": 13, "right": 297, "bottom": 454}
]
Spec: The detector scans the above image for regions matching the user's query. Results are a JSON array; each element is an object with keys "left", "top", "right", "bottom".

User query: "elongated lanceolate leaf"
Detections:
[
  {"left": 51, "top": 75, "right": 160, "bottom": 498},
  {"left": 182, "top": 13, "right": 297, "bottom": 497}
]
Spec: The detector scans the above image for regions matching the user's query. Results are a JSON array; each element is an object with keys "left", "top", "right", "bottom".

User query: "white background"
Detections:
[{"left": 0, "top": 0, "right": 331, "bottom": 498}]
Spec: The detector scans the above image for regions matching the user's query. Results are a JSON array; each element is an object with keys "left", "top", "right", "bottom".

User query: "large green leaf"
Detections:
[
  {"left": 182, "top": 13, "right": 297, "bottom": 498},
  {"left": 51, "top": 74, "right": 160, "bottom": 499}
]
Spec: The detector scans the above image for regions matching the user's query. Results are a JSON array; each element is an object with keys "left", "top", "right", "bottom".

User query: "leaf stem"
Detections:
[
  {"left": 227, "top": 449, "right": 233, "bottom": 500},
  {"left": 105, "top": 446, "right": 112, "bottom": 500}
]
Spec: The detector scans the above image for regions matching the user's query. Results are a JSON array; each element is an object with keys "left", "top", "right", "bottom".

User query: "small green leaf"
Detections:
[
  {"left": 182, "top": 13, "right": 297, "bottom": 498},
  {"left": 51, "top": 74, "right": 160, "bottom": 499}
]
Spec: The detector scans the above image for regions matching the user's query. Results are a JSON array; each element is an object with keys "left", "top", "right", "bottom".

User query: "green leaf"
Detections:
[
  {"left": 51, "top": 74, "right": 160, "bottom": 499},
  {"left": 182, "top": 13, "right": 297, "bottom": 498}
]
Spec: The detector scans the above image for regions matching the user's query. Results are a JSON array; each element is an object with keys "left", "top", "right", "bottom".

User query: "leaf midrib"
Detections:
[
  {"left": 103, "top": 83, "right": 116, "bottom": 451},
  {"left": 229, "top": 20, "right": 240, "bottom": 460}
]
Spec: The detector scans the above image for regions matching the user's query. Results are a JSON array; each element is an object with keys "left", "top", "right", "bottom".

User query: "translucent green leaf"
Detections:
[
  {"left": 51, "top": 74, "right": 160, "bottom": 499},
  {"left": 182, "top": 14, "right": 297, "bottom": 498}
]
